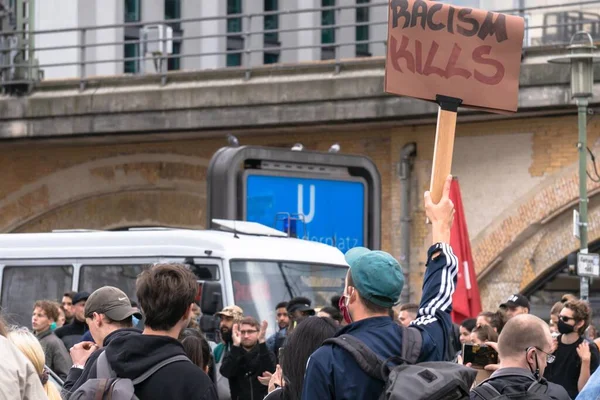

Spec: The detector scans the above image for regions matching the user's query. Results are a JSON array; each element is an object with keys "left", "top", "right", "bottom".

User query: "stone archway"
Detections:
[
  {"left": 0, "top": 153, "right": 210, "bottom": 233},
  {"left": 474, "top": 158, "right": 600, "bottom": 311},
  {"left": 14, "top": 189, "right": 207, "bottom": 232}
]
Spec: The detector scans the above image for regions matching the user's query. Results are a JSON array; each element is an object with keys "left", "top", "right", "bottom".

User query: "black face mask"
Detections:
[{"left": 558, "top": 319, "right": 576, "bottom": 335}]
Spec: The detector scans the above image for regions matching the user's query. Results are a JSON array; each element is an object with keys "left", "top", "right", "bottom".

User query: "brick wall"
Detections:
[{"left": 0, "top": 114, "right": 596, "bottom": 307}]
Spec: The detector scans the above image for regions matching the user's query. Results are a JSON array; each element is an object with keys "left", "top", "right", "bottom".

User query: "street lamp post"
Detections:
[{"left": 549, "top": 32, "right": 600, "bottom": 301}]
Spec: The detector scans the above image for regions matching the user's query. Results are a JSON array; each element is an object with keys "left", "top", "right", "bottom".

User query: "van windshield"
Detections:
[{"left": 229, "top": 260, "right": 347, "bottom": 334}]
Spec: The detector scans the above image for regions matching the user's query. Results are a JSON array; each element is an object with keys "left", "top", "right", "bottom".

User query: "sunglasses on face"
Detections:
[{"left": 559, "top": 316, "right": 577, "bottom": 323}]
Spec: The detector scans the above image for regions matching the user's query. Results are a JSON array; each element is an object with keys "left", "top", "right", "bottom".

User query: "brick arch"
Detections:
[
  {"left": 14, "top": 189, "right": 206, "bottom": 232},
  {"left": 473, "top": 158, "right": 600, "bottom": 310},
  {"left": 0, "top": 153, "right": 210, "bottom": 233}
]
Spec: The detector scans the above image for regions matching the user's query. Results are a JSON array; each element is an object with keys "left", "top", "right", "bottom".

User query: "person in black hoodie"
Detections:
[
  {"left": 55, "top": 291, "right": 90, "bottom": 350},
  {"left": 61, "top": 286, "right": 142, "bottom": 397},
  {"left": 220, "top": 316, "right": 276, "bottom": 400},
  {"left": 66, "top": 264, "right": 217, "bottom": 400}
]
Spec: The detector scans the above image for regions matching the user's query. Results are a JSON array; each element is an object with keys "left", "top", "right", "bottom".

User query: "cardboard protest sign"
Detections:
[{"left": 385, "top": 0, "right": 525, "bottom": 113}]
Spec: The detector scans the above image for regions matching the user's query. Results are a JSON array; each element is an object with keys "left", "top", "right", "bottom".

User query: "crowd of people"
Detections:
[{"left": 2, "top": 176, "right": 600, "bottom": 399}]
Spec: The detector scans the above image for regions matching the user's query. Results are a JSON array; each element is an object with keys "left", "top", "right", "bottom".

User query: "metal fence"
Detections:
[{"left": 2, "top": 0, "right": 600, "bottom": 92}]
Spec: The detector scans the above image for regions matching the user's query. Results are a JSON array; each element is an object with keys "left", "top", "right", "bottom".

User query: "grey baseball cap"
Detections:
[{"left": 84, "top": 286, "right": 142, "bottom": 321}]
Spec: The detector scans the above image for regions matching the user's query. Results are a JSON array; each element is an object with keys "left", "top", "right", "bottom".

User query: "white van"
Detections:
[{"left": 0, "top": 220, "right": 349, "bottom": 334}]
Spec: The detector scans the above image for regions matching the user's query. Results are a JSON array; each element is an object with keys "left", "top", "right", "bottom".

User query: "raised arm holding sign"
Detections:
[{"left": 386, "top": 0, "right": 525, "bottom": 203}]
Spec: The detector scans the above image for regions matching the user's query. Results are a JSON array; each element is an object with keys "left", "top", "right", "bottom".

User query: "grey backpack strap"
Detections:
[
  {"left": 527, "top": 380, "right": 549, "bottom": 394},
  {"left": 323, "top": 335, "right": 385, "bottom": 381},
  {"left": 471, "top": 382, "right": 502, "bottom": 400},
  {"left": 131, "top": 355, "right": 191, "bottom": 385},
  {"left": 400, "top": 326, "right": 422, "bottom": 365},
  {"left": 95, "top": 351, "right": 115, "bottom": 379}
]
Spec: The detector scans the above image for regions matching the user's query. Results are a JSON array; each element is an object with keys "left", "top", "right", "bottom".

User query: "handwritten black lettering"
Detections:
[
  {"left": 457, "top": 8, "right": 479, "bottom": 37},
  {"left": 389, "top": 0, "right": 510, "bottom": 43},
  {"left": 426, "top": 3, "right": 445, "bottom": 31},
  {"left": 410, "top": 0, "right": 428, "bottom": 30},
  {"left": 391, "top": 0, "right": 410, "bottom": 29},
  {"left": 478, "top": 12, "right": 508, "bottom": 42},
  {"left": 447, "top": 6, "right": 455, "bottom": 34}
]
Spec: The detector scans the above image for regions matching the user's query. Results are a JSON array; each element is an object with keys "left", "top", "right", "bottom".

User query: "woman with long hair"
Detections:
[
  {"left": 265, "top": 316, "right": 338, "bottom": 400},
  {"left": 8, "top": 327, "right": 61, "bottom": 400}
]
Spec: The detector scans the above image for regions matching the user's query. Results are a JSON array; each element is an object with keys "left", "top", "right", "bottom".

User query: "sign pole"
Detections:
[
  {"left": 577, "top": 97, "right": 590, "bottom": 301},
  {"left": 430, "top": 95, "right": 463, "bottom": 204}
]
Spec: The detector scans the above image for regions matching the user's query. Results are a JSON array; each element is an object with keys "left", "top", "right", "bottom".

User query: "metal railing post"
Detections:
[
  {"left": 244, "top": 14, "right": 252, "bottom": 80},
  {"left": 334, "top": 8, "right": 341, "bottom": 75},
  {"left": 79, "top": 29, "right": 86, "bottom": 91},
  {"left": 161, "top": 31, "right": 167, "bottom": 85}
]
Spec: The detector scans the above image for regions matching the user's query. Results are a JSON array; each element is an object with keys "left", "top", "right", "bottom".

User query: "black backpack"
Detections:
[
  {"left": 69, "top": 351, "right": 191, "bottom": 400},
  {"left": 470, "top": 373, "right": 554, "bottom": 400},
  {"left": 323, "top": 328, "right": 477, "bottom": 400}
]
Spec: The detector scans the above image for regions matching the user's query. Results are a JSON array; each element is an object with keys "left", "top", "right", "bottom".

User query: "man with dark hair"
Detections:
[
  {"left": 398, "top": 303, "right": 419, "bottom": 327},
  {"left": 61, "top": 286, "right": 142, "bottom": 396},
  {"left": 287, "top": 297, "right": 315, "bottom": 329},
  {"left": 318, "top": 307, "right": 343, "bottom": 325},
  {"left": 65, "top": 264, "right": 217, "bottom": 399},
  {"left": 214, "top": 305, "right": 244, "bottom": 400},
  {"left": 32, "top": 300, "right": 71, "bottom": 379},
  {"left": 544, "top": 299, "right": 600, "bottom": 398},
  {"left": 62, "top": 291, "right": 77, "bottom": 325},
  {"left": 302, "top": 175, "right": 458, "bottom": 400},
  {"left": 331, "top": 295, "right": 341, "bottom": 311},
  {"left": 470, "top": 314, "right": 570, "bottom": 399},
  {"left": 266, "top": 301, "right": 289, "bottom": 360},
  {"left": 220, "top": 316, "right": 276, "bottom": 400},
  {"left": 55, "top": 291, "right": 90, "bottom": 350}
]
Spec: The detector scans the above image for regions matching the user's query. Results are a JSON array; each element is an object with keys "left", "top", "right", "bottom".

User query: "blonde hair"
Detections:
[{"left": 8, "top": 327, "right": 62, "bottom": 400}]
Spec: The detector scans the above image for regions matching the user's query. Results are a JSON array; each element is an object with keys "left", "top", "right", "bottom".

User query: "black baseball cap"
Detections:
[
  {"left": 84, "top": 286, "right": 142, "bottom": 321},
  {"left": 500, "top": 294, "right": 530, "bottom": 310},
  {"left": 72, "top": 291, "right": 91, "bottom": 305},
  {"left": 287, "top": 297, "right": 315, "bottom": 315}
]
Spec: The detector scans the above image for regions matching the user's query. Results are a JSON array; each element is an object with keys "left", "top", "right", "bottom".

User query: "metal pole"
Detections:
[
  {"left": 399, "top": 143, "right": 416, "bottom": 305},
  {"left": 577, "top": 97, "right": 590, "bottom": 301}
]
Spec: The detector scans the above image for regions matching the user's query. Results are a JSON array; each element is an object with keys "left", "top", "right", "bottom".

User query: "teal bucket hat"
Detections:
[{"left": 343, "top": 247, "right": 405, "bottom": 308}]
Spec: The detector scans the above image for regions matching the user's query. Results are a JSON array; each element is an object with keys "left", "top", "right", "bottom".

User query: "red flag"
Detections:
[{"left": 449, "top": 178, "right": 482, "bottom": 323}]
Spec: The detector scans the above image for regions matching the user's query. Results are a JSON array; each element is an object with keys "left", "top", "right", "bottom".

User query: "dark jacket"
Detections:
[
  {"left": 63, "top": 328, "right": 217, "bottom": 400},
  {"left": 470, "top": 368, "right": 571, "bottom": 400},
  {"left": 264, "top": 387, "right": 284, "bottom": 400},
  {"left": 54, "top": 318, "right": 88, "bottom": 351},
  {"left": 36, "top": 329, "right": 71, "bottom": 380},
  {"left": 220, "top": 342, "right": 276, "bottom": 400},
  {"left": 266, "top": 328, "right": 287, "bottom": 362},
  {"left": 301, "top": 243, "right": 458, "bottom": 400}
]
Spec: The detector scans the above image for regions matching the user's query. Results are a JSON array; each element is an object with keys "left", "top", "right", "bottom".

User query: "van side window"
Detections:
[
  {"left": 79, "top": 265, "right": 145, "bottom": 302},
  {"left": 188, "top": 264, "right": 219, "bottom": 281},
  {"left": 1, "top": 265, "right": 73, "bottom": 327}
]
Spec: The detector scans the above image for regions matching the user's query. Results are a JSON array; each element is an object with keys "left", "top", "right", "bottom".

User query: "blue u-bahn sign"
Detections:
[
  {"left": 206, "top": 146, "right": 381, "bottom": 250},
  {"left": 244, "top": 174, "right": 366, "bottom": 251}
]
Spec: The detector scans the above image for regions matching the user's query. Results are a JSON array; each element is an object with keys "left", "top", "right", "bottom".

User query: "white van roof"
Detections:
[{"left": 0, "top": 228, "right": 349, "bottom": 266}]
